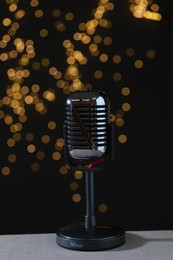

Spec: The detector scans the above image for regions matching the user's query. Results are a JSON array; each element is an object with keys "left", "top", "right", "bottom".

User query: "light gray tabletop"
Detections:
[{"left": 0, "top": 230, "right": 173, "bottom": 260}]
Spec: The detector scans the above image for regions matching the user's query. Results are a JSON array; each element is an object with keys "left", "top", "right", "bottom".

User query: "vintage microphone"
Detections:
[{"left": 56, "top": 89, "right": 125, "bottom": 251}]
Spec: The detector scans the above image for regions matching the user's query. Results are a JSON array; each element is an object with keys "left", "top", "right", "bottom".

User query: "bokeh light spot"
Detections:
[
  {"left": 72, "top": 193, "right": 81, "bottom": 203},
  {"left": 99, "top": 203, "right": 108, "bottom": 213}
]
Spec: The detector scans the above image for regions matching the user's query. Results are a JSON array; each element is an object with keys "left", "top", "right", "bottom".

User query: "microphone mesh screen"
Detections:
[{"left": 64, "top": 92, "right": 110, "bottom": 160}]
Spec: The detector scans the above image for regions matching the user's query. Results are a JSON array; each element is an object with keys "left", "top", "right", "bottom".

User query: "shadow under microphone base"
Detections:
[{"left": 56, "top": 222, "right": 125, "bottom": 251}]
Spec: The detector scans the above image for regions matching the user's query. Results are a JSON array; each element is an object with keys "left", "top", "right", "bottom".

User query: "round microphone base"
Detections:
[{"left": 56, "top": 222, "right": 125, "bottom": 251}]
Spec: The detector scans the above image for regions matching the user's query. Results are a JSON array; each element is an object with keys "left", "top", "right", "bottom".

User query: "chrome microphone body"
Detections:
[{"left": 63, "top": 90, "right": 114, "bottom": 171}]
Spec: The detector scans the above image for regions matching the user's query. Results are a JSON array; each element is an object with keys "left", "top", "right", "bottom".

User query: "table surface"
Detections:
[{"left": 0, "top": 230, "right": 173, "bottom": 260}]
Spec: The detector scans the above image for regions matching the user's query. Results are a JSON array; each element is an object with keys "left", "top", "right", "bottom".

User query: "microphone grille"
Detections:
[{"left": 64, "top": 91, "right": 111, "bottom": 160}]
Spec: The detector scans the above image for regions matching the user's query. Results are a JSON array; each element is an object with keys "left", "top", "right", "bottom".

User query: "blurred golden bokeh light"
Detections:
[{"left": 0, "top": 0, "right": 161, "bottom": 210}]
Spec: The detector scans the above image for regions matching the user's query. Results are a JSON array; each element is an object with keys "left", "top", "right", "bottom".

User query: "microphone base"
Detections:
[{"left": 56, "top": 222, "right": 125, "bottom": 251}]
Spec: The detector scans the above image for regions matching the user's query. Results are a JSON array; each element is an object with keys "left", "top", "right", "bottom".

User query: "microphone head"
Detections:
[{"left": 63, "top": 90, "right": 114, "bottom": 171}]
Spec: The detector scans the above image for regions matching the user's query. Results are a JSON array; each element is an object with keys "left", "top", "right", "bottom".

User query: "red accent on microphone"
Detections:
[{"left": 88, "top": 157, "right": 105, "bottom": 169}]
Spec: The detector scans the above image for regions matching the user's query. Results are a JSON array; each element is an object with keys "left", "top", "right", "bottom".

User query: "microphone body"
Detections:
[{"left": 63, "top": 90, "right": 114, "bottom": 171}]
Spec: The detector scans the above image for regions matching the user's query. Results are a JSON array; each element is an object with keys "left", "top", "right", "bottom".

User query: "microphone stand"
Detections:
[
  {"left": 56, "top": 169, "right": 125, "bottom": 251},
  {"left": 85, "top": 170, "right": 96, "bottom": 230}
]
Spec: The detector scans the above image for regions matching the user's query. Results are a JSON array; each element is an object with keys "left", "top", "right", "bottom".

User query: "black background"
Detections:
[{"left": 0, "top": 0, "right": 173, "bottom": 234}]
